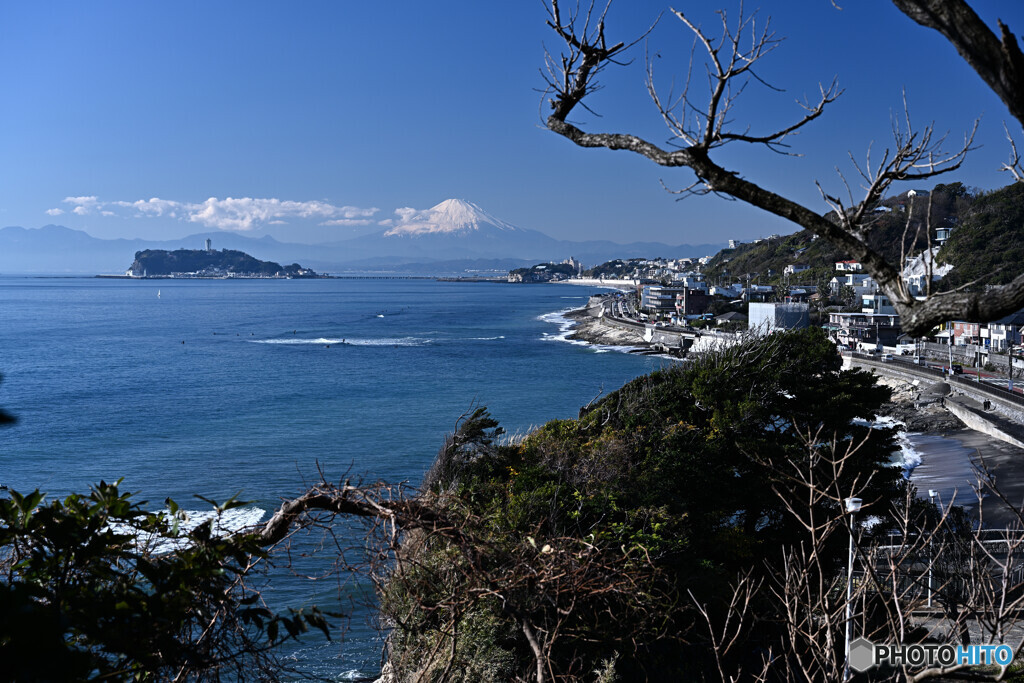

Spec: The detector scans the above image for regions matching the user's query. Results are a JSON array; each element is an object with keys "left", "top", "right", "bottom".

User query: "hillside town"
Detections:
[{"left": 508, "top": 248, "right": 1024, "bottom": 380}]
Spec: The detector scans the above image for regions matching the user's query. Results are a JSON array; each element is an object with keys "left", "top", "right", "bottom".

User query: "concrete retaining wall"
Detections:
[
  {"left": 846, "top": 354, "right": 1024, "bottom": 449},
  {"left": 944, "top": 399, "right": 1024, "bottom": 450}
]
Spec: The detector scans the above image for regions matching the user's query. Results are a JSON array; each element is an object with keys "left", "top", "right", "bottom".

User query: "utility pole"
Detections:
[{"left": 948, "top": 324, "right": 954, "bottom": 375}]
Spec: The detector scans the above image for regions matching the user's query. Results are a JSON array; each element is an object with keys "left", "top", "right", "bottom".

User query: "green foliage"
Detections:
[
  {"left": 938, "top": 182, "right": 1024, "bottom": 290},
  {"left": 0, "top": 481, "right": 333, "bottom": 680},
  {"left": 703, "top": 182, "right": 986, "bottom": 287},
  {"left": 381, "top": 328, "right": 903, "bottom": 680},
  {"left": 130, "top": 248, "right": 317, "bottom": 277},
  {"left": 584, "top": 258, "right": 649, "bottom": 279},
  {"left": 508, "top": 262, "right": 576, "bottom": 281}
]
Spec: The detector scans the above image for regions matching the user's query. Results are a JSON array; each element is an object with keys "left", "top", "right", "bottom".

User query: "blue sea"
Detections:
[{"left": 0, "top": 276, "right": 664, "bottom": 678}]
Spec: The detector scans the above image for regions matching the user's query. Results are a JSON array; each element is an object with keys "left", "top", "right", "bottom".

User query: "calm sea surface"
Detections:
[{"left": 0, "top": 276, "right": 664, "bottom": 678}]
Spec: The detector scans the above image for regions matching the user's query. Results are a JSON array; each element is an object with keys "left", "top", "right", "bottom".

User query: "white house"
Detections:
[
  {"left": 829, "top": 273, "right": 876, "bottom": 296},
  {"left": 749, "top": 302, "right": 809, "bottom": 332},
  {"left": 987, "top": 310, "right": 1024, "bottom": 351},
  {"left": 862, "top": 293, "right": 896, "bottom": 315},
  {"left": 835, "top": 260, "right": 863, "bottom": 272}
]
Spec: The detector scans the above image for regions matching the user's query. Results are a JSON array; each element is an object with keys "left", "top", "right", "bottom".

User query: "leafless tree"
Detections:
[
  {"left": 541, "top": 0, "right": 1024, "bottom": 336},
  {"left": 685, "top": 429, "right": 1024, "bottom": 682},
  {"left": 253, "top": 476, "right": 680, "bottom": 683}
]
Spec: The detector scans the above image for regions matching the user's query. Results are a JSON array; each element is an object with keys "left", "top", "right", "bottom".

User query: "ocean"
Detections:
[{"left": 0, "top": 276, "right": 665, "bottom": 678}]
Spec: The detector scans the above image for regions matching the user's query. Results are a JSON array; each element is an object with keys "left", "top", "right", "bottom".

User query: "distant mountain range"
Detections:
[{"left": 0, "top": 199, "right": 724, "bottom": 275}]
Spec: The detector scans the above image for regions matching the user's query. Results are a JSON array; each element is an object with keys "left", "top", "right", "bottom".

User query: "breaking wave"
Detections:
[
  {"left": 538, "top": 309, "right": 647, "bottom": 355},
  {"left": 109, "top": 506, "right": 267, "bottom": 554},
  {"left": 250, "top": 337, "right": 430, "bottom": 347}
]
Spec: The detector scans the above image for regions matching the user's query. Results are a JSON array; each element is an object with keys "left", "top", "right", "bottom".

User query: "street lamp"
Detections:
[
  {"left": 928, "top": 489, "right": 938, "bottom": 608},
  {"left": 844, "top": 497, "right": 863, "bottom": 682}
]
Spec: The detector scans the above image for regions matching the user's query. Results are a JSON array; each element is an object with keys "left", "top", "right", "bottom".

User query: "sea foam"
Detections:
[{"left": 109, "top": 506, "right": 267, "bottom": 554}]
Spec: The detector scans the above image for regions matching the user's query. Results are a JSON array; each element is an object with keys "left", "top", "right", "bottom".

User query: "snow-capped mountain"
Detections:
[
  {"left": 331, "top": 198, "right": 561, "bottom": 261},
  {"left": 0, "top": 199, "right": 725, "bottom": 274},
  {"left": 383, "top": 199, "right": 520, "bottom": 237}
]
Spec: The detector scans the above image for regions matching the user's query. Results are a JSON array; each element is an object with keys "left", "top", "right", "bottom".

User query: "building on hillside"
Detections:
[
  {"left": 827, "top": 312, "right": 902, "bottom": 349},
  {"left": 829, "top": 273, "right": 877, "bottom": 296},
  {"left": 862, "top": 293, "right": 897, "bottom": 315},
  {"left": 987, "top": 310, "right": 1024, "bottom": 351},
  {"left": 784, "top": 264, "right": 810, "bottom": 276},
  {"left": 953, "top": 321, "right": 982, "bottom": 346},
  {"left": 935, "top": 226, "right": 953, "bottom": 246},
  {"left": 561, "top": 256, "right": 584, "bottom": 274},
  {"left": 641, "top": 285, "right": 687, "bottom": 319},
  {"left": 715, "top": 311, "right": 748, "bottom": 326},
  {"left": 784, "top": 287, "right": 813, "bottom": 303},
  {"left": 674, "top": 289, "right": 711, "bottom": 317},
  {"left": 835, "top": 260, "right": 863, "bottom": 272},
  {"left": 671, "top": 272, "right": 709, "bottom": 291},
  {"left": 748, "top": 302, "right": 809, "bottom": 332},
  {"left": 743, "top": 284, "right": 776, "bottom": 302},
  {"left": 711, "top": 284, "right": 742, "bottom": 298}
]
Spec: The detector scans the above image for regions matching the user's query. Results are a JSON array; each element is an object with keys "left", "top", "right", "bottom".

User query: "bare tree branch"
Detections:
[
  {"left": 892, "top": 0, "right": 1024, "bottom": 127},
  {"left": 542, "top": 0, "right": 1024, "bottom": 336}
]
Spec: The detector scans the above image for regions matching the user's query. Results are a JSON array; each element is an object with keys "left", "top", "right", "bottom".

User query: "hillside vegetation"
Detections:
[
  {"left": 380, "top": 328, "right": 901, "bottom": 681},
  {"left": 701, "top": 182, "right": 979, "bottom": 287},
  {"left": 936, "top": 182, "right": 1024, "bottom": 290},
  {"left": 129, "top": 249, "right": 316, "bottom": 277}
]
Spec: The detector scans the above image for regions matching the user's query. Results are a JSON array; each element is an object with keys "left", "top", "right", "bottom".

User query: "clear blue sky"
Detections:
[{"left": 0, "top": 1, "right": 1021, "bottom": 245}]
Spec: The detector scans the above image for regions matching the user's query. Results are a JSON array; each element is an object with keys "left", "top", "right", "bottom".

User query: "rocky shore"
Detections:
[
  {"left": 563, "top": 307, "right": 646, "bottom": 347},
  {"left": 562, "top": 306, "right": 966, "bottom": 433},
  {"left": 873, "top": 376, "right": 965, "bottom": 432}
]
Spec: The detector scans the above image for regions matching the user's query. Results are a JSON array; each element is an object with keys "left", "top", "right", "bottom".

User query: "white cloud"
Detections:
[
  {"left": 115, "top": 198, "right": 182, "bottom": 218},
  {"left": 50, "top": 195, "right": 380, "bottom": 232},
  {"left": 393, "top": 207, "right": 426, "bottom": 224},
  {"left": 64, "top": 196, "right": 98, "bottom": 206},
  {"left": 63, "top": 196, "right": 99, "bottom": 216},
  {"left": 45, "top": 208, "right": 64, "bottom": 216},
  {"left": 321, "top": 218, "right": 374, "bottom": 226}
]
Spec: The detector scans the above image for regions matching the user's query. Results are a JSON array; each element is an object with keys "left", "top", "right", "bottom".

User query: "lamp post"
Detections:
[
  {"left": 844, "top": 497, "right": 863, "bottom": 682},
  {"left": 949, "top": 325, "right": 955, "bottom": 375},
  {"left": 928, "top": 489, "right": 938, "bottom": 608}
]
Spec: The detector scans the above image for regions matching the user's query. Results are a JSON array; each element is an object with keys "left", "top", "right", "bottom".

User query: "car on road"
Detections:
[{"left": 881, "top": 354, "right": 894, "bottom": 361}]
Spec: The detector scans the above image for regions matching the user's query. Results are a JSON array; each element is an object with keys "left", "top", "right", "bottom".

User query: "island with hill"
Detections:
[{"left": 124, "top": 247, "right": 323, "bottom": 279}]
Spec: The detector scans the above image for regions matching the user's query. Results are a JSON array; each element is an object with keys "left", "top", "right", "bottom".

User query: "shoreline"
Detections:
[
  {"left": 552, "top": 305, "right": 1024, "bottom": 524},
  {"left": 562, "top": 307, "right": 647, "bottom": 348}
]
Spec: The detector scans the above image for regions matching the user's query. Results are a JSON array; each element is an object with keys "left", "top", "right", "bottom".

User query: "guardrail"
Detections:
[
  {"left": 950, "top": 374, "right": 1024, "bottom": 410},
  {"left": 844, "top": 351, "right": 1024, "bottom": 410}
]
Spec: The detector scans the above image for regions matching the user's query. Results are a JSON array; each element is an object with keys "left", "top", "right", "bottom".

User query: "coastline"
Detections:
[
  {"left": 552, "top": 305, "right": 1024, "bottom": 524},
  {"left": 562, "top": 307, "right": 647, "bottom": 347}
]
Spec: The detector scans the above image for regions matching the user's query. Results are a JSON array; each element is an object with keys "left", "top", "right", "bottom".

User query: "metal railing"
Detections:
[{"left": 844, "top": 351, "right": 1024, "bottom": 409}]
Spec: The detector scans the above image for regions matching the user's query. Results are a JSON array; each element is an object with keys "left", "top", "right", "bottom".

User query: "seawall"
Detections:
[{"left": 844, "top": 353, "right": 1024, "bottom": 450}]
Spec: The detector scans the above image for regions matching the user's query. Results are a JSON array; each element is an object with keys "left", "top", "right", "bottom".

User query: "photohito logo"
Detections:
[{"left": 849, "top": 637, "right": 1014, "bottom": 672}]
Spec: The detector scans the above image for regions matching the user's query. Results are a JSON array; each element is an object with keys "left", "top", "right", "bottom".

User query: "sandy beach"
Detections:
[{"left": 908, "top": 429, "right": 1024, "bottom": 527}]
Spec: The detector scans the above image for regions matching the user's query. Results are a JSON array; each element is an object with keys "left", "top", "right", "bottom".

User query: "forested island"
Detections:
[{"left": 125, "top": 248, "right": 322, "bottom": 278}]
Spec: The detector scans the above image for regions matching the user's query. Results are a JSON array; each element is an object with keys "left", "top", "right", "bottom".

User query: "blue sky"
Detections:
[{"left": 0, "top": 1, "right": 1021, "bottom": 246}]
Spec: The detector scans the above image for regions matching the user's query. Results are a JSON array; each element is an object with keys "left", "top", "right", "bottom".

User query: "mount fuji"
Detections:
[
  {"left": 0, "top": 199, "right": 724, "bottom": 274},
  {"left": 326, "top": 198, "right": 721, "bottom": 267},
  {"left": 382, "top": 199, "right": 522, "bottom": 237}
]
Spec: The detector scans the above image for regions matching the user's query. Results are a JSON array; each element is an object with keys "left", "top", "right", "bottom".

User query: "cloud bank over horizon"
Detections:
[{"left": 48, "top": 196, "right": 379, "bottom": 232}]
